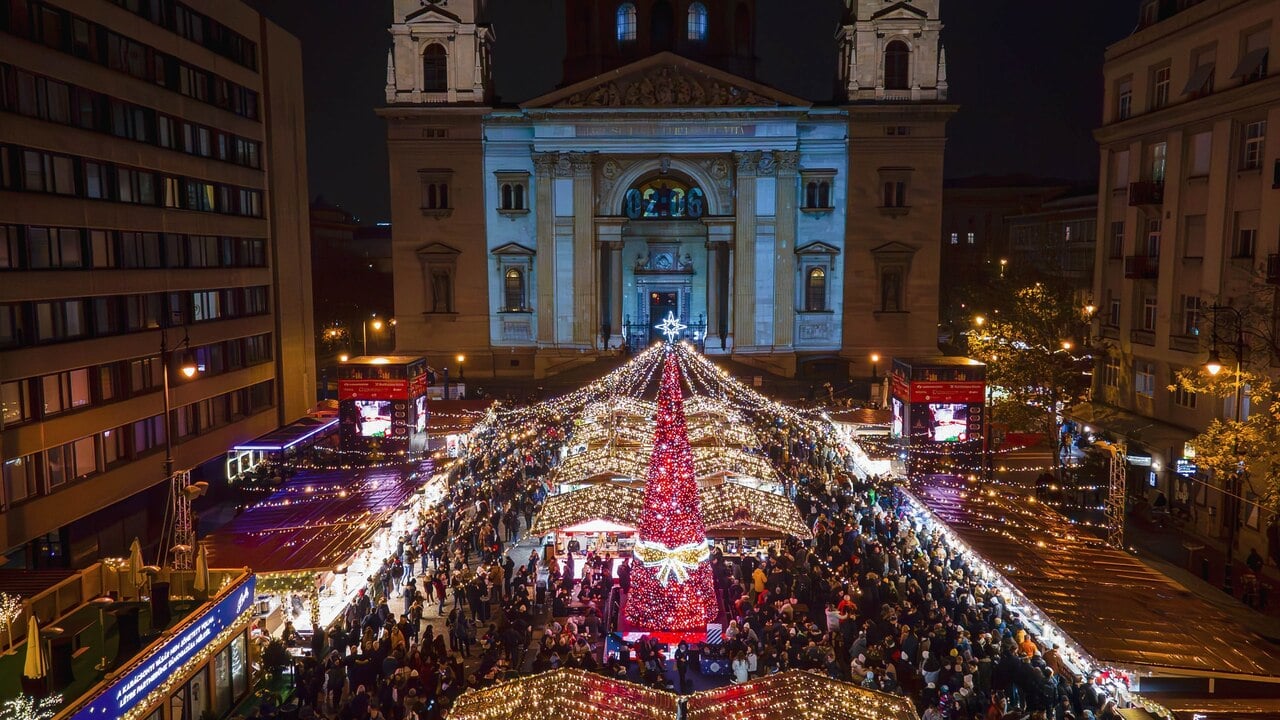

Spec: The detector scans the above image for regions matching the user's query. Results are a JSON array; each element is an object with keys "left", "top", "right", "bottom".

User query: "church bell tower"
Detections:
[
  {"left": 837, "top": 0, "right": 946, "bottom": 102},
  {"left": 386, "top": 0, "right": 494, "bottom": 105}
]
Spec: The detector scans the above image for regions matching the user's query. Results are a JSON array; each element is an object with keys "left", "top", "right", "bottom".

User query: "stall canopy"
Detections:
[
  {"left": 909, "top": 476, "right": 1280, "bottom": 681},
  {"left": 1068, "top": 402, "right": 1195, "bottom": 457},
  {"left": 201, "top": 464, "right": 427, "bottom": 573},
  {"left": 446, "top": 668, "right": 677, "bottom": 720},
  {"left": 553, "top": 445, "right": 776, "bottom": 486},
  {"left": 529, "top": 482, "right": 810, "bottom": 539},
  {"left": 232, "top": 416, "right": 338, "bottom": 453},
  {"left": 685, "top": 670, "right": 920, "bottom": 720}
]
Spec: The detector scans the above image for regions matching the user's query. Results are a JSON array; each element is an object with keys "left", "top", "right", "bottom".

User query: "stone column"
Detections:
[
  {"left": 609, "top": 242, "right": 623, "bottom": 346},
  {"left": 532, "top": 152, "right": 557, "bottom": 345},
  {"left": 773, "top": 150, "right": 800, "bottom": 348},
  {"left": 731, "top": 151, "right": 758, "bottom": 348},
  {"left": 705, "top": 239, "right": 720, "bottom": 346},
  {"left": 570, "top": 152, "right": 596, "bottom": 346}
]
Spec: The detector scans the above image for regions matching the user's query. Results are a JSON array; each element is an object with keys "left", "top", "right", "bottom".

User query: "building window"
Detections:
[
  {"left": 1151, "top": 64, "right": 1171, "bottom": 109},
  {"left": 1242, "top": 120, "right": 1266, "bottom": 170},
  {"left": 422, "top": 44, "right": 447, "bottom": 92},
  {"left": 804, "top": 267, "right": 826, "bottom": 312},
  {"left": 1135, "top": 361, "right": 1156, "bottom": 398},
  {"left": 1234, "top": 226, "right": 1257, "bottom": 258},
  {"left": 1116, "top": 78, "right": 1133, "bottom": 120},
  {"left": 1185, "top": 48, "right": 1215, "bottom": 97},
  {"left": 883, "top": 181, "right": 907, "bottom": 208},
  {"left": 496, "top": 171, "right": 530, "bottom": 213},
  {"left": 504, "top": 268, "right": 526, "bottom": 311},
  {"left": 1180, "top": 295, "right": 1201, "bottom": 336},
  {"left": 1142, "top": 296, "right": 1158, "bottom": 331},
  {"left": 1172, "top": 379, "right": 1192, "bottom": 407},
  {"left": 880, "top": 267, "right": 903, "bottom": 312},
  {"left": 2, "top": 379, "right": 32, "bottom": 425},
  {"left": 1109, "top": 221, "right": 1125, "bottom": 258},
  {"left": 1103, "top": 358, "right": 1120, "bottom": 389},
  {"left": 419, "top": 169, "right": 453, "bottom": 215},
  {"left": 804, "top": 181, "right": 829, "bottom": 209},
  {"left": 617, "top": 2, "right": 637, "bottom": 43},
  {"left": 1149, "top": 141, "right": 1167, "bottom": 183},
  {"left": 884, "top": 40, "right": 910, "bottom": 90},
  {"left": 949, "top": 232, "right": 958, "bottom": 245},
  {"left": 966, "top": 232, "right": 975, "bottom": 245},
  {"left": 687, "top": 2, "right": 708, "bottom": 41},
  {"left": 1107, "top": 295, "right": 1121, "bottom": 328},
  {"left": 3, "top": 455, "right": 40, "bottom": 505},
  {"left": 1235, "top": 29, "right": 1270, "bottom": 83}
]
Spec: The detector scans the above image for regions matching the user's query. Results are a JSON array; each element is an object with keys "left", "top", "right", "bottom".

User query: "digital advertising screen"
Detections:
[
  {"left": 415, "top": 396, "right": 427, "bottom": 433},
  {"left": 356, "top": 400, "right": 393, "bottom": 438},
  {"left": 926, "top": 403, "right": 970, "bottom": 442},
  {"left": 890, "top": 397, "right": 904, "bottom": 439}
]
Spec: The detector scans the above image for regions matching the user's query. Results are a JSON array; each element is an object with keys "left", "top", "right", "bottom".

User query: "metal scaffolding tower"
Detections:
[{"left": 1094, "top": 441, "right": 1127, "bottom": 548}]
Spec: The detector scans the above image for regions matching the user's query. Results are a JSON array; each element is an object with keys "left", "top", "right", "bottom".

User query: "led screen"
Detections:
[
  {"left": 355, "top": 400, "right": 393, "bottom": 438},
  {"left": 926, "top": 403, "right": 970, "bottom": 442},
  {"left": 890, "top": 397, "right": 904, "bottom": 439}
]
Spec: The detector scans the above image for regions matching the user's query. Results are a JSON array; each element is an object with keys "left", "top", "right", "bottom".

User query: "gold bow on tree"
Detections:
[{"left": 633, "top": 539, "right": 711, "bottom": 586}]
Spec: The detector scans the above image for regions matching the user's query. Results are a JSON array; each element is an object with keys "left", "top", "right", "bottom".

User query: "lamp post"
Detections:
[
  {"left": 363, "top": 316, "right": 385, "bottom": 356},
  {"left": 1203, "top": 304, "right": 1246, "bottom": 596},
  {"left": 160, "top": 328, "right": 198, "bottom": 484},
  {"left": 870, "top": 353, "right": 880, "bottom": 379},
  {"left": 456, "top": 354, "right": 466, "bottom": 380}
]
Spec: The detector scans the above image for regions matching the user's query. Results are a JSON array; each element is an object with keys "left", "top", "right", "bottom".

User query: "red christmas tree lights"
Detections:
[{"left": 624, "top": 351, "right": 718, "bottom": 631}]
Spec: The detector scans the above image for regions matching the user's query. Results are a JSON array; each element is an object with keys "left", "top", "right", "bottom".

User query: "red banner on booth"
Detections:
[{"left": 338, "top": 378, "right": 409, "bottom": 401}]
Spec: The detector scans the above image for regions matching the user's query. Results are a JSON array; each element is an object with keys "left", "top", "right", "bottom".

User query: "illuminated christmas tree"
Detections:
[{"left": 624, "top": 351, "right": 718, "bottom": 631}]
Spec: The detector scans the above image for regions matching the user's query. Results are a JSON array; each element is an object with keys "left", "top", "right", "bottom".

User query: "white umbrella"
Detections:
[
  {"left": 22, "top": 615, "right": 44, "bottom": 680},
  {"left": 128, "top": 538, "right": 145, "bottom": 595},
  {"left": 193, "top": 544, "right": 210, "bottom": 594}
]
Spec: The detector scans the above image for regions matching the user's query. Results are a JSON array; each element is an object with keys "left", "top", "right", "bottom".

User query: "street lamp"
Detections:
[
  {"left": 1201, "top": 304, "right": 1245, "bottom": 596},
  {"left": 160, "top": 326, "right": 198, "bottom": 488},
  {"left": 870, "top": 353, "right": 880, "bottom": 379},
  {"left": 999, "top": 258, "right": 1008, "bottom": 278},
  {"left": 363, "top": 315, "right": 385, "bottom": 356},
  {"left": 974, "top": 315, "right": 986, "bottom": 327},
  {"left": 456, "top": 354, "right": 466, "bottom": 380}
]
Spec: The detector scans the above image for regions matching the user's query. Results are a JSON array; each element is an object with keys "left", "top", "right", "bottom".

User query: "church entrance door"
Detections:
[{"left": 648, "top": 291, "right": 679, "bottom": 342}]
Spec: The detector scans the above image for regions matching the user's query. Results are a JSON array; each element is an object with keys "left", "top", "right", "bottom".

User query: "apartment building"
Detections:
[
  {"left": 1088, "top": 0, "right": 1277, "bottom": 560},
  {"left": 0, "top": 0, "right": 316, "bottom": 567},
  {"left": 1007, "top": 191, "right": 1098, "bottom": 305}
]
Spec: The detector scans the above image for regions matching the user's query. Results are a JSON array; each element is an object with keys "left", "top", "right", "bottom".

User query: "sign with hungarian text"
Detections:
[
  {"left": 907, "top": 381, "right": 985, "bottom": 404},
  {"left": 69, "top": 575, "right": 255, "bottom": 720},
  {"left": 338, "top": 378, "right": 409, "bottom": 401}
]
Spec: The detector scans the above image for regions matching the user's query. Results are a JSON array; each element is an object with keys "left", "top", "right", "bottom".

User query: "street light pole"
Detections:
[{"left": 1204, "top": 304, "right": 1245, "bottom": 596}]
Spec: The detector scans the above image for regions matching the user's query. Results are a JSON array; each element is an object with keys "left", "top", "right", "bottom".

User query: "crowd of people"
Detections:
[{"left": 235, "top": 390, "right": 1125, "bottom": 720}]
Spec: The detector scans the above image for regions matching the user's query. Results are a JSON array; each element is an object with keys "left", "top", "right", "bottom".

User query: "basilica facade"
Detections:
[{"left": 379, "top": 0, "right": 955, "bottom": 378}]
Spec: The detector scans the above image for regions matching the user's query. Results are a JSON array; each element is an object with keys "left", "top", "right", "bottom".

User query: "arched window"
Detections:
[
  {"left": 616, "top": 2, "right": 637, "bottom": 43},
  {"left": 805, "top": 182, "right": 818, "bottom": 209},
  {"left": 818, "top": 181, "right": 830, "bottom": 209},
  {"left": 687, "top": 2, "right": 708, "bottom": 41},
  {"left": 513, "top": 184, "right": 524, "bottom": 210},
  {"left": 504, "top": 268, "right": 525, "bottom": 311},
  {"left": 422, "top": 44, "right": 447, "bottom": 92},
  {"left": 651, "top": 0, "right": 674, "bottom": 51},
  {"left": 501, "top": 184, "right": 513, "bottom": 210},
  {"left": 884, "top": 40, "right": 910, "bottom": 90},
  {"left": 427, "top": 184, "right": 439, "bottom": 209},
  {"left": 805, "top": 267, "right": 826, "bottom": 312}
]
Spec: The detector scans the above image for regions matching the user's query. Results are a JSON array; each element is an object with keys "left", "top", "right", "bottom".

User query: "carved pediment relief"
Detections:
[
  {"left": 523, "top": 52, "right": 808, "bottom": 110},
  {"left": 870, "top": 2, "right": 929, "bottom": 20}
]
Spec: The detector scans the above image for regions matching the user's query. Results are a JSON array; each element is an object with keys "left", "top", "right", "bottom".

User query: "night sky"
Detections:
[{"left": 248, "top": 0, "right": 1138, "bottom": 223}]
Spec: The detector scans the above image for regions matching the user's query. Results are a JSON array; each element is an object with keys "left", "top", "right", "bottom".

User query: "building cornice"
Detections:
[{"left": 1094, "top": 74, "right": 1280, "bottom": 145}]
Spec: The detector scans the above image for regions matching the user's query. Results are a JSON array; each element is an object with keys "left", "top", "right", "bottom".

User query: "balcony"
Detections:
[
  {"left": 1124, "top": 255, "right": 1160, "bottom": 279},
  {"left": 1268, "top": 254, "right": 1280, "bottom": 285},
  {"left": 1128, "top": 181, "right": 1165, "bottom": 207},
  {"left": 1131, "top": 329, "right": 1156, "bottom": 346}
]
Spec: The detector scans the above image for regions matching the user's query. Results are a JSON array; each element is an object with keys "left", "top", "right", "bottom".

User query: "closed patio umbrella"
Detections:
[
  {"left": 193, "top": 544, "right": 210, "bottom": 594},
  {"left": 128, "top": 538, "right": 145, "bottom": 596},
  {"left": 22, "top": 615, "right": 44, "bottom": 681}
]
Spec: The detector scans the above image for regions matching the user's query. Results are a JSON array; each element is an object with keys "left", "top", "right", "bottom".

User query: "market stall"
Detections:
[
  {"left": 200, "top": 461, "right": 441, "bottom": 640},
  {"left": 685, "top": 670, "right": 920, "bottom": 720},
  {"left": 901, "top": 474, "right": 1280, "bottom": 701},
  {"left": 448, "top": 668, "right": 678, "bottom": 720}
]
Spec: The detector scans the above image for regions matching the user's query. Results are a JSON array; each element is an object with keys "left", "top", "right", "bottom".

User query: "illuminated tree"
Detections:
[
  {"left": 966, "top": 282, "right": 1093, "bottom": 474},
  {"left": 0, "top": 592, "right": 20, "bottom": 654},
  {"left": 0, "top": 694, "right": 61, "bottom": 720},
  {"left": 624, "top": 351, "right": 717, "bottom": 631}
]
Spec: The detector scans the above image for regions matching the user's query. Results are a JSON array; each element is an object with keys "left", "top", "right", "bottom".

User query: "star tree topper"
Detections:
[{"left": 655, "top": 311, "right": 686, "bottom": 343}]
